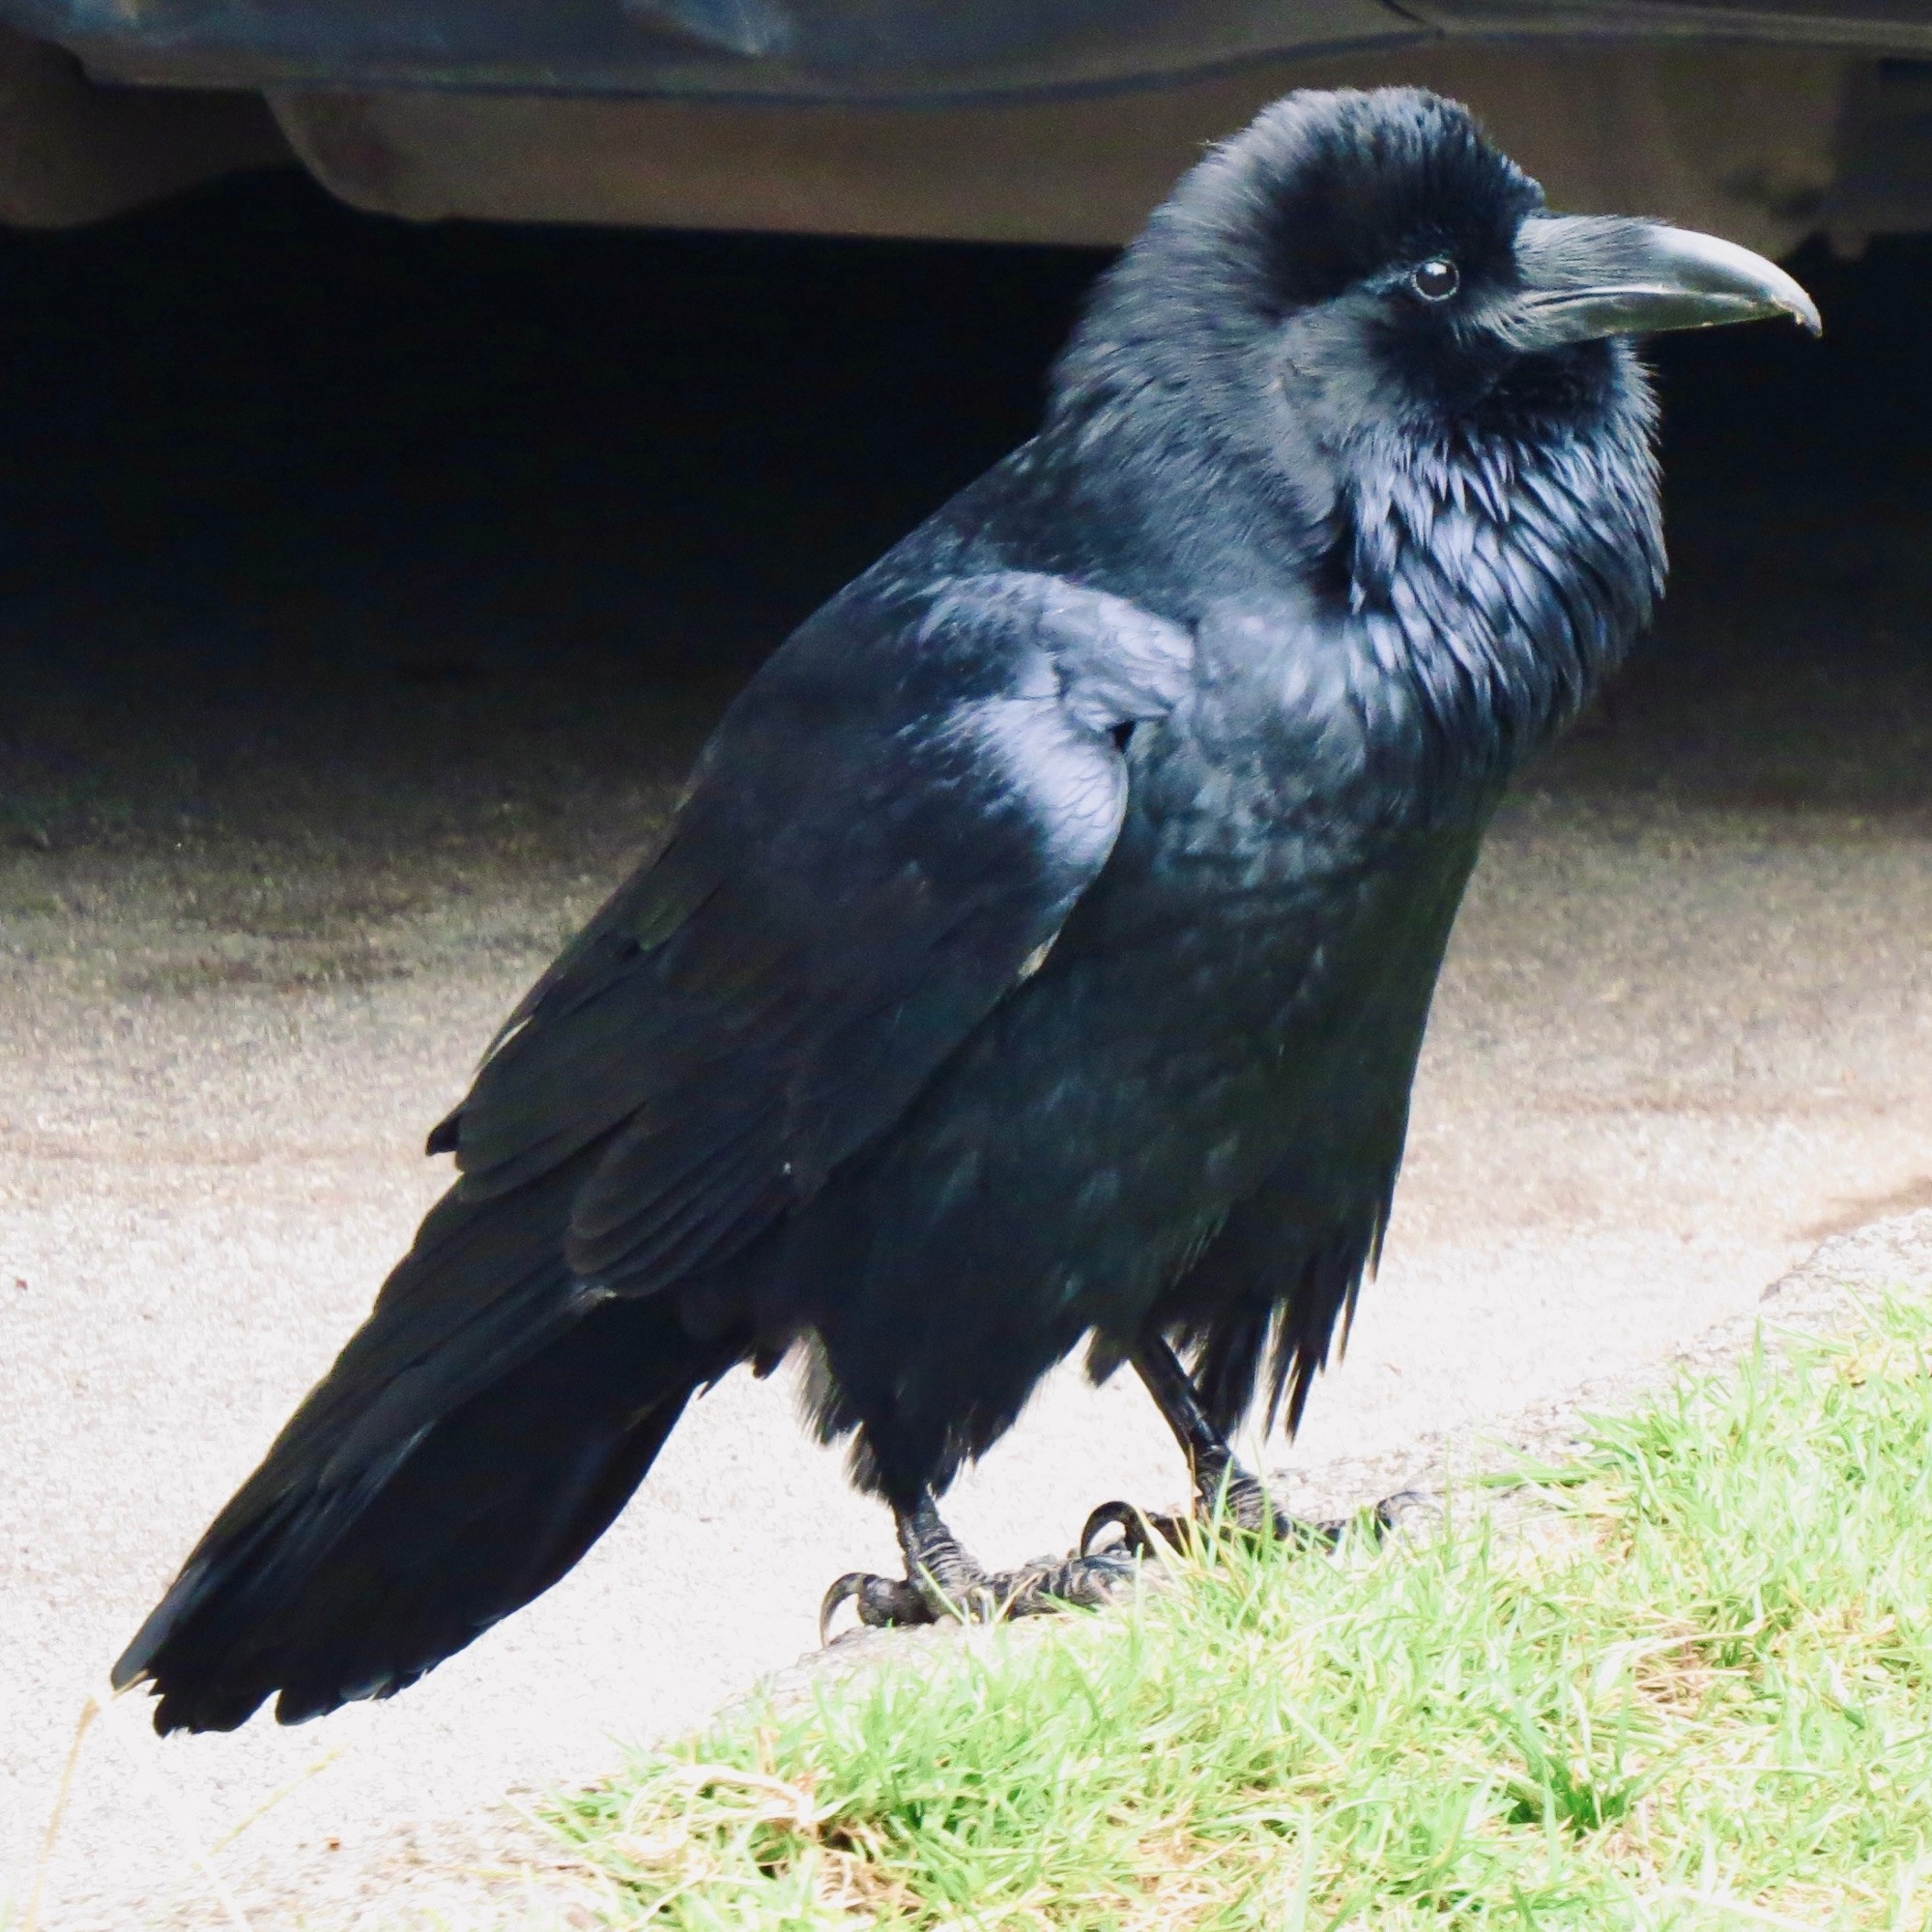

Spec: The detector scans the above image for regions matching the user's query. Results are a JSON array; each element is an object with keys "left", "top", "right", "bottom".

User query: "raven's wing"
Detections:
[{"left": 431, "top": 570, "right": 1194, "bottom": 1295}]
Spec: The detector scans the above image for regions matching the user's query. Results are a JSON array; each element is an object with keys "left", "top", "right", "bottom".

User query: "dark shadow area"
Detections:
[
  {"left": 1546, "top": 231, "right": 1932, "bottom": 815},
  {"left": 0, "top": 165, "right": 1926, "bottom": 862},
  {"left": 1658, "top": 232, "right": 1932, "bottom": 494},
  {"left": 0, "top": 167, "right": 1098, "bottom": 681},
  {"left": 0, "top": 170, "right": 1100, "bottom": 865}
]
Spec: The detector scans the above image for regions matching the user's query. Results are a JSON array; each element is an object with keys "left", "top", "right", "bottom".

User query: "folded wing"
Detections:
[{"left": 434, "top": 569, "right": 1196, "bottom": 1296}]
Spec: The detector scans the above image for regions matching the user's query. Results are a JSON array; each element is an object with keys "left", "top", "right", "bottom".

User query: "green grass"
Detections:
[{"left": 543, "top": 1295, "right": 1932, "bottom": 1929}]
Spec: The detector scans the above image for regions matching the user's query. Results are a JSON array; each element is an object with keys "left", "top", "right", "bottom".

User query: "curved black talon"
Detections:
[
  {"left": 822, "top": 1490, "right": 1143, "bottom": 1648},
  {"left": 1081, "top": 1481, "right": 1371, "bottom": 1560},
  {"left": 1370, "top": 1488, "right": 1435, "bottom": 1537},
  {"left": 819, "top": 1571, "right": 861, "bottom": 1643},
  {"left": 820, "top": 1549, "right": 1136, "bottom": 1644},
  {"left": 818, "top": 1569, "right": 937, "bottom": 1644},
  {"left": 1080, "top": 1498, "right": 1184, "bottom": 1559}
]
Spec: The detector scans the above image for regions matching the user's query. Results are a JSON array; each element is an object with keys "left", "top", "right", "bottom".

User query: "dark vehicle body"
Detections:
[{"left": 0, "top": 0, "right": 1927, "bottom": 248}]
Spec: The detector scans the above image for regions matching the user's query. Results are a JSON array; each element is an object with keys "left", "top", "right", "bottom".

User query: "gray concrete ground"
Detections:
[{"left": 3, "top": 483, "right": 1929, "bottom": 1928}]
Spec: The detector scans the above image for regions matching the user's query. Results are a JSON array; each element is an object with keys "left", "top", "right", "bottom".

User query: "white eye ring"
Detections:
[{"left": 1410, "top": 258, "right": 1459, "bottom": 303}]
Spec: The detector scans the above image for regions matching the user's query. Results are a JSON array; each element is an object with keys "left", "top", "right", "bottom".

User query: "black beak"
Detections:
[{"left": 1499, "top": 215, "right": 1821, "bottom": 349}]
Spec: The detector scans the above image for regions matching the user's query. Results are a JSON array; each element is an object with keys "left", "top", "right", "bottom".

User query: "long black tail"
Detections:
[{"left": 114, "top": 1158, "right": 740, "bottom": 1734}]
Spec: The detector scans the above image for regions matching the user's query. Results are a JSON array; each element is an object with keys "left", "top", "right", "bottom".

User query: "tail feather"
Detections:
[{"left": 114, "top": 1162, "right": 740, "bottom": 1734}]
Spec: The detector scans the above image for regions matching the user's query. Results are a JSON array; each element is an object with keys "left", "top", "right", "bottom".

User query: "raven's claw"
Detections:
[
  {"left": 820, "top": 1489, "right": 1140, "bottom": 1643},
  {"left": 819, "top": 1568, "right": 935, "bottom": 1643},
  {"left": 819, "top": 1544, "right": 1136, "bottom": 1643},
  {"left": 1079, "top": 1478, "right": 1417, "bottom": 1559},
  {"left": 1078, "top": 1497, "right": 1188, "bottom": 1558}
]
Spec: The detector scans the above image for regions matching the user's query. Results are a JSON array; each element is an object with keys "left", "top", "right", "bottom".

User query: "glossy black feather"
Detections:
[
  {"left": 119, "top": 87, "right": 1671, "bottom": 1729},
  {"left": 444, "top": 570, "right": 1192, "bottom": 1292}
]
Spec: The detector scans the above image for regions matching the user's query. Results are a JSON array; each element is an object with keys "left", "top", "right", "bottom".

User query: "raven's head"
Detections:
[
  {"left": 1053, "top": 87, "right": 1818, "bottom": 752},
  {"left": 1061, "top": 85, "right": 1815, "bottom": 503}
]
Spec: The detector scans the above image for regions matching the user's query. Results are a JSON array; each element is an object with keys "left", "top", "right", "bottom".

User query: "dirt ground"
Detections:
[{"left": 1, "top": 188, "right": 1929, "bottom": 1926}]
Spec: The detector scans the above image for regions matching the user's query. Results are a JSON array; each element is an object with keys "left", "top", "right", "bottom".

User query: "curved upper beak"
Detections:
[{"left": 1498, "top": 215, "right": 1821, "bottom": 349}]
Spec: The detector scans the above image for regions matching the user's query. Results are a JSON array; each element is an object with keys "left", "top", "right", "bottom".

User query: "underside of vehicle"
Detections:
[{"left": 0, "top": 3, "right": 1927, "bottom": 248}]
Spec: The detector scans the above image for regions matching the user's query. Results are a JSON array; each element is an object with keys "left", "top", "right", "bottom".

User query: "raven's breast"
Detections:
[
  {"left": 768, "top": 653, "right": 1494, "bottom": 1496},
  {"left": 810, "top": 649, "right": 1491, "bottom": 1334}
]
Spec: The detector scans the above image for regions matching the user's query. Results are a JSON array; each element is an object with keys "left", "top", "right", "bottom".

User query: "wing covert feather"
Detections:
[{"left": 436, "top": 571, "right": 1194, "bottom": 1296}]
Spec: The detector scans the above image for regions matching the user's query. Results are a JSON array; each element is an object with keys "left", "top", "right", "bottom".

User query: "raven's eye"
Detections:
[{"left": 1410, "top": 258, "right": 1459, "bottom": 303}]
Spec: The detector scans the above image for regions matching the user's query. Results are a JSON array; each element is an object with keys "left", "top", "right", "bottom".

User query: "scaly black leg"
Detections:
[
  {"left": 821, "top": 1491, "right": 1135, "bottom": 1642},
  {"left": 1080, "top": 1337, "right": 1355, "bottom": 1556}
]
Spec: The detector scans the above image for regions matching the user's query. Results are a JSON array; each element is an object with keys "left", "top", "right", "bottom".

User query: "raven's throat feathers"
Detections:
[{"left": 1342, "top": 365, "right": 1663, "bottom": 768}]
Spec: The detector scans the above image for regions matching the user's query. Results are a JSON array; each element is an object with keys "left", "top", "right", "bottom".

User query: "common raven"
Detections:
[{"left": 115, "top": 87, "right": 1816, "bottom": 1733}]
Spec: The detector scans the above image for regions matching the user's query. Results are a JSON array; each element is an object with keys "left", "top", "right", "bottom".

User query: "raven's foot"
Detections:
[
  {"left": 820, "top": 1493, "right": 1135, "bottom": 1643},
  {"left": 1079, "top": 1472, "right": 1423, "bottom": 1560},
  {"left": 1103, "top": 1341, "right": 1428, "bottom": 1559}
]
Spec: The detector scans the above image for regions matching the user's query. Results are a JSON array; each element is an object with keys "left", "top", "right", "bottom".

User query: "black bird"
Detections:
[{"left": 114, "top": 88, "right": 1816, "bottom": 1734}]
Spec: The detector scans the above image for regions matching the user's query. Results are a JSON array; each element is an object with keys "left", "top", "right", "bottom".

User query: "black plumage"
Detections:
[{"left": 115, "top": 87, "right": 1816, "bottom": 1733}]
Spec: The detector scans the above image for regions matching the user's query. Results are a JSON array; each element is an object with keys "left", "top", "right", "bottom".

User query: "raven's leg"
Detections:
[
  {"left": 820, "top": 1491, "right": 1134, "bottom": 1642},
  {"left": 1079, "top": 1337, "right": 1347, "bottom": 1556}
]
